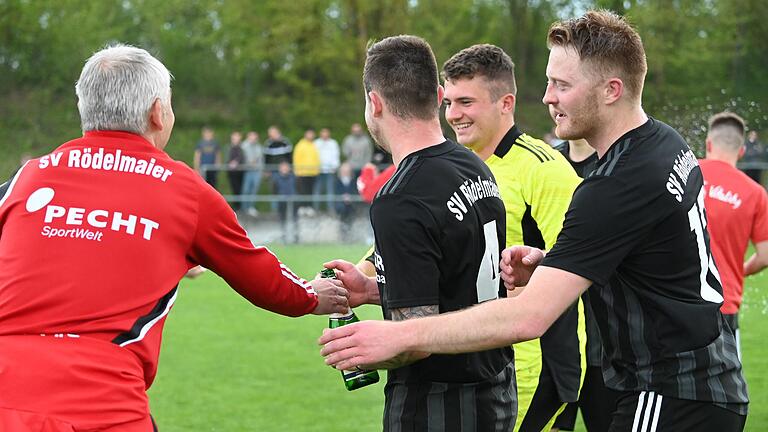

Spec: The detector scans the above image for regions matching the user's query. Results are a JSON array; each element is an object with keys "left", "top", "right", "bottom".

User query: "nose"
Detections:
[
  {"left": 445, "top": 103, "right": 461, "bottom": 123},
  {"left": 542, "top": 83, "right": 556, "bottom": 106}
]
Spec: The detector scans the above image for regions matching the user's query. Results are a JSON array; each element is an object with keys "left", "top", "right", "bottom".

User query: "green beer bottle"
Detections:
[{"left": 322, "top": 268, "right": 380, "bottom": 391}]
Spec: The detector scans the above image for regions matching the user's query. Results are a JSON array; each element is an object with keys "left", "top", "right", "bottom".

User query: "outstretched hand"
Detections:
[
  {"left": 319, "top": 320, "right": 407, "bottom": 370},
  {"left": 310, "top": 278, "right": 349, "bottom": 315},
  {"left": 500, "top": 245, "right": 544, "bottom": 290}
]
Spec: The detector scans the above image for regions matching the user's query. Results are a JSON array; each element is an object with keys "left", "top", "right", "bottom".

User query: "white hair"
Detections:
[{"left": 75, "top": 44, "right": 173, "bottom": 134}]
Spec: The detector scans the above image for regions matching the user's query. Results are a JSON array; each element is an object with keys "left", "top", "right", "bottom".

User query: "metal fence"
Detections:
[{"left": 201, "top": 164, "right": 373, "bottom": 245}]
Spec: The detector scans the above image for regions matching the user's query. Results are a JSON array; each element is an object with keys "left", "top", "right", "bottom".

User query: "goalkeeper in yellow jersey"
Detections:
[{"left": 442, "top": 44, "right": 584, "bottom": 432}]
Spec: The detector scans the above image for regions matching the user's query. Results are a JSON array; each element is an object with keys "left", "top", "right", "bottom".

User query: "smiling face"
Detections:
[
  {"left": 443, "top": 76, "right": 506, "bottom": 156},
  {"left": 542, "top": 46, "right": 602, "bottom": 142}
]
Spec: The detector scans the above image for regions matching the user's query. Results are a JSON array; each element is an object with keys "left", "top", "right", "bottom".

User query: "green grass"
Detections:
[{"left": 149, "top": 243, "right": 768, "bottom": 431}]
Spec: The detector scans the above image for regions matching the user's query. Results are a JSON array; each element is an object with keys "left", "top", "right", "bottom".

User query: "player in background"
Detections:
[
  {"left": 324, "top": 35, "right": 515, "bottom": 431},
  {"left": 442, "top": 43, "right": 583, "bottom": 432},
  {"left": 0, "top": 44, "right": 348, "bottom": 432},
  {"left": 700, "top": 111, "right": 768, "bottom": 359},
  {"left": 321, "top": 10, "right": 749, "bottom": 431}
]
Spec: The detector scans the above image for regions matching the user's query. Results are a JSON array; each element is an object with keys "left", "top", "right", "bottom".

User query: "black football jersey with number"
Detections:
[
  {"left": 543, "top": 118, "right": 748, "bottom": 413},
  {"left": 371, "top": 140, "right": 513, "bottom": 383}
]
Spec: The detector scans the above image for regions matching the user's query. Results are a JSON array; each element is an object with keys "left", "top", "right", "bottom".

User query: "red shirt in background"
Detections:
[{"left": 700, "top": 158, "right": 768, "bottom": 314}]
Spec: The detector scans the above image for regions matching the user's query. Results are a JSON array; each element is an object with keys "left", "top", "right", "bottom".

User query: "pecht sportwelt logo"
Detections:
[{"left": 26, "top": 187, "right": 160, "bottom": 241}]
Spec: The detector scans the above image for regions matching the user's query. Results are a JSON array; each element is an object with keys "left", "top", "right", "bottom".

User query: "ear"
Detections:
[
  {"left": 603, "top": 78, "right": 624, "bottom": 105},
  {"left": 500, "top": 93, "right": 516, "bottom": 114},
  {"left": 368, "top": 90, "right": 384, "bottom": 118},
  {"left": 738, "top": 144, "right": 745, "bottom": 160},
  {"left": 437, "top": 84, "right": 445, "bottom": 107},
  {"left": 148, "top": 98, "right": 165, "bottom": 131},
  {"left": 705, "top": 138, "right": 713, "bottom": 154}
]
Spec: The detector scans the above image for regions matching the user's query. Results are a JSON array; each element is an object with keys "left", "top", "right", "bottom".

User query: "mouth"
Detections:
[
  {"left": 451, "top": 122, "right": 472, "bottom": 131},
  {"left": 551, "top": 110, "right": 567, "bottom": 123}
]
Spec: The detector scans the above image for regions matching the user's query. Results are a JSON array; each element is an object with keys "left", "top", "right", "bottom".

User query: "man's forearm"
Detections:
[
  {"left": 744, "top": 253, "right": 768, "bottom": 276},
  {"left": 400, "top": 296, "right": 531, "bottom": 354},
  {"left": 369, "top": 305, "right": 436, "bottom": 369},
  {"left": 400, "top": 266, "right": 590, "bottom": 355},
  {"left": 744, "top": 241, "right": 768, "bottom": 276}
]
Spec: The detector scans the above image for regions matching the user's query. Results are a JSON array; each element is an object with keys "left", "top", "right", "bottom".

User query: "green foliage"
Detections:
[{"left": 1, "top": 0, "right": 766, "bottom": 178}]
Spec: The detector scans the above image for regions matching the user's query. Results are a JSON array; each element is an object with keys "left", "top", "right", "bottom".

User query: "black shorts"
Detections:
[
  {"left": 609, "top": 391, "right": 746, "bottom": 432},
  {"left": 383, "top": 363, "right": 516, "bottom": 432}
]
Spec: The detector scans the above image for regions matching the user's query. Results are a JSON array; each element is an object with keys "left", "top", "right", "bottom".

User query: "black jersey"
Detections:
[
  {"left": 543, "top": 118, "right": 748, "bottom": 413},
  {"left": 371, "top": 140, "right": 513, "bottom": 384}
]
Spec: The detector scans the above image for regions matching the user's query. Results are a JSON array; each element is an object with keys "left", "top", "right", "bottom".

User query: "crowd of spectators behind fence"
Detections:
[
  {"left": 192, "top": 123, "right": 766, "bottom": 233},
  {"left": 192, "top": 123, "right": 394, "bottom": 235}
]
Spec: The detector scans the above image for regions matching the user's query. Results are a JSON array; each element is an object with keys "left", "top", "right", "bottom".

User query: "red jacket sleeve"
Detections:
[{"left": 187, "top": 184, "right": 318, "bottom": 316}]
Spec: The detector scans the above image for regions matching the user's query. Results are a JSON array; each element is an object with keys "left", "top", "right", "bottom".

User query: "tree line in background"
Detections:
[{"left": 1, "top": 0, "right": 766, "bottom": 178}]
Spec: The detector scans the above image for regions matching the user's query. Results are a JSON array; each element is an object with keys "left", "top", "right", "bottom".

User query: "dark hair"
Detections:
[
  {"left": 547, "top": 10, "right": 647, "bottom": 102},
  {"left": 363, "top": 35, "right": 440, "bottom": 120},
  {"left": 708, "top": 111, "right": 745, "bottom": 134},
  {"left": 442, "top": 44, "right": 517, "bottom": 100},
  {"left": 708, "top": 111, "right": 746, "bottom": 151}
]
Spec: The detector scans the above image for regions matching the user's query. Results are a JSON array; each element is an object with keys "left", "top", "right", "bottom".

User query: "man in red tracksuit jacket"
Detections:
[{"left": 0, "top": 44, "right": 349, "bottom": 432}]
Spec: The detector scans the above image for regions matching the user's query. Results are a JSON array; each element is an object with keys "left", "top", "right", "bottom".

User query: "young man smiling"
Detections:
[{"left": 442, "top": 44, "right": 583, "bottom": 432}]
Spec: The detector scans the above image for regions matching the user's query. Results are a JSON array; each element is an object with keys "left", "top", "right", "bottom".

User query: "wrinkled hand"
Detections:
[
  {"left": 500, "top": 246, "right": 544, "bottom": 290},
  {"left": 310, "top": 278, "right": 349, "bottom": 315},
  {"left": 319, "top": 320, "right": 406, "bottom": 370},
  {"left": 323, "top": 259, "right": 373, "bottom": 307}
]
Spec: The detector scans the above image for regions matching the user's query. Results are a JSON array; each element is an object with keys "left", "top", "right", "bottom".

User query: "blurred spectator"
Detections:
[
  {"left": 342, "top": 123, "right": 373, "bottom": 179},
  {"left": 313, "top": 127, "right": 341, "bottom": 211},
  {"left": 241, "top": 131, "right": 264, "bottom": 217},
  {"left": 194, "top": 126, "right": 221, "bottom": 188},
  {"left": 274, "top": 160, "right": 298, "bottom": 243},
  {"left": 264, "top": 126, "right": 293, "bottom": 212},
  {"left": 742, "top": 130, "right": 764, "bottom": 184},
  {"left": 264, "top": 125, "right": 293, "bottom": 169},
  {"left": 293, "top": 129, "right": 320, "bottom": 216},
  {"left": 335, "top": 162, "right": 358, "bottom": 241},
  {"left": 226, "top": 131, "right": 245, "bottom": 210}
]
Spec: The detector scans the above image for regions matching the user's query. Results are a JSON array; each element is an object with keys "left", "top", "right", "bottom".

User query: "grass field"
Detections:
[{"left": 148, "top": 243, "right": 768, "bottom": 431}]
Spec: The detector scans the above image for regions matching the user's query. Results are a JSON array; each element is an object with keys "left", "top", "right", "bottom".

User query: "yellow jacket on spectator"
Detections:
[{"left": 292, "top": 138, "right": 320, "bottom": 177}]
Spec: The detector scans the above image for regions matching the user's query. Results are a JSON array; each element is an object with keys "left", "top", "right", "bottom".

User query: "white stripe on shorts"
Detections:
[{"left": 632, "top": 391, "right": 663, "bottom": 432}]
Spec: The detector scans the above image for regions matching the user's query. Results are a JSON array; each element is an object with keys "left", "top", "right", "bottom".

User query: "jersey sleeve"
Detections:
[
  {"left": 526, "top": 159, "right": 580, "bottom": 249},
  {"left": 188, "top": 184, "right": 318, "bottom": 317},
  {"left": 542, "top": 175, "right": 653, "bottom": 286},
  {"left": 750, "top": 188, "right": 768, "bottom": 244},
  {"left": 372, "top": 194, "right": 441, "bottom": 309}
]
